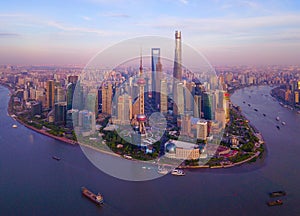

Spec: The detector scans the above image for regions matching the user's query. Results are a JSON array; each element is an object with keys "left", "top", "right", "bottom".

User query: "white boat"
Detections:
[
  {"left": 12, "top": 124, "right": 18, "bottom": 128},
  {"left": 123, "top": 155, "right": 132, "bottom": 160},
  {"left": 171, "top": 169, "right": 185, "bottom": 176},
  {"left": 157, "top": 167, "right": 168, "bottom": 175},
  {"left": 276, "top": 117, "right": 280, "bottom": 121},
  {"left": 281, "top": 122, "right": 286, "bottom": 126}
]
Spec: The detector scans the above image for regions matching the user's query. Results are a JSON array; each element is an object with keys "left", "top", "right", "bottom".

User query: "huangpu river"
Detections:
[{"left": 1, "top": 85, "right": 300, "bottom": 215}]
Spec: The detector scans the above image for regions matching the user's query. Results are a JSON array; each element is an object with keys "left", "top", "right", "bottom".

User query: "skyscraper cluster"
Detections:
[{"left": 98, "top": 30, "right": 228, "bottom": 142}]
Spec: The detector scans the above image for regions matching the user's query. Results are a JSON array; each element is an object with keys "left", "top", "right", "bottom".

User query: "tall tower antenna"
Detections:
[{"left": 139, "top": 47, "right": 143, "bottom": 76}]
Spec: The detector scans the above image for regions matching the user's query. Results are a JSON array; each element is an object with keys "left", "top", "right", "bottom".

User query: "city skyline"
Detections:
[{"left": 1, "top": 0, "right": 300, "bottom": 65}]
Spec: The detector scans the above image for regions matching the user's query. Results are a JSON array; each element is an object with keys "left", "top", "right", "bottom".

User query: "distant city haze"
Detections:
[{"left": 1, "top": 0, "right": 300, "bottom": 65}]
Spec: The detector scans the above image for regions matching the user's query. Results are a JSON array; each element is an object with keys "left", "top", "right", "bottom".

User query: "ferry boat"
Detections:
[
  {"left": 157, "top": 166, "right": 168, "bottom": 175},
  {"left": 52, "top": 156, "right": 61, "bottom": 161},
  {"left": 81, "top": 187, "right": 104, "bottom": 205},
  {"left": 12, "top": 124, "right": 18, "bottom": 128},
  {"left": 171, "top": 169, "right": 185, "bottom": 176},
  {"left": 123, "top": 155, "right": 133, "bottom": 160},
  {"left": 269, "top": 191, "right": 286, "bottom": 197},
  {"left": 276, "top": 116, "right": 280, "bottom": 121},
  {"left": 267, "top": 199, "right": 283, "bottom": 206}
]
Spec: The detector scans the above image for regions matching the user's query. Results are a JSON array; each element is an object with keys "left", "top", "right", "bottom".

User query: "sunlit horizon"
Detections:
[{"left": 1, "top": 0, "right": 300, "bottom": 65}]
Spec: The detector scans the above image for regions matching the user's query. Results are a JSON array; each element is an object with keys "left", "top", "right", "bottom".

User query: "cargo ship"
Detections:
[
  {"left": 269, "top": 191, "right": 286, "bottom": 197},
  {"left": 81, "top": 187, "right": 104, "bottom": 205},
  {"left": 267, "top": 199, "right": 283, "bottom": 206}
]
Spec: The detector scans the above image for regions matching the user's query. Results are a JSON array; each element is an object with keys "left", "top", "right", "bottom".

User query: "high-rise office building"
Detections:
[
  {"left": 224, "top": 92, "right": 230, "bottom": 122},
  {"left": 68, "top": 75, "right": 78, "bottom": 84},
  {"left": 173, "top": 81, "right": 184, "bottom": 116},
  {"left": 203, "top": 92, "right": 214, "bottom": 120},
  {"left": 196, "top": 120, "right": 208, "bottom": 140},
  {"left": 67, "top": 83, "right": 75, "bottom": 110},
  {"left": 101, "top": 83, "right": 113, "bottom": 115},
  {"left": 185, "top": 82, "right": 195, "bottom": 112},
  {"left": 86, "top": 89, "right": 98, "bottom": 114},
  {"left": 54, "top": 102, "right": 67, "bottom": 125},
  {"left": 155, "top": 55, "right": 162, "bottom": 107},
  {"left": 55, "top": 85, "right": 65, "bottom": 103},
  {"left": 46, "top": 80, "right": 55, "bottom": 109},
  {"left": 193, "top": 95, "right": 202, "bottom": 118},
  {"left": 160, "top": 79, "right": 168, "bottom": 113},
  {"left": 116, "top": 93, "right": 132, "bottom": 125},
  {"left": 181, "top": 114, "right": 191, "bottom": 136},
  {"left": 151, "top": 48, "right": 161, "bottom": 106}
]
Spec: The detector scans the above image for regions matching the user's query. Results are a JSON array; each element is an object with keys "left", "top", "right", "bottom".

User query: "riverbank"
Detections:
[{"left": 3, "top": 83, "right": 264, "bottom": 170}]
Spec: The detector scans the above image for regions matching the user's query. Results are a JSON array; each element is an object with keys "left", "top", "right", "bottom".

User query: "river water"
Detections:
[{"left": 1, "top": 85, "right": 300, "bottom": 216}]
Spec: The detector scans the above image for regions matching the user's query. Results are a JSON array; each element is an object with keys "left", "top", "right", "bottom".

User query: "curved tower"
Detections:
[
  {"left": 173, "top": 31, "right": 182, "bottom": 81},
  {"left": 173, "top": 31, "right": 183, "bottom": 116}
]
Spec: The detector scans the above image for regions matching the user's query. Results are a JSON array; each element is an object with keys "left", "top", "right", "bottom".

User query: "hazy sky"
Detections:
[{"left": 1, "top": 0, "right": 300, "bottom": 65}]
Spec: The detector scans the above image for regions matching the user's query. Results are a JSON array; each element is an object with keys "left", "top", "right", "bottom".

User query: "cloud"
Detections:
[
  {"left": 179, "top": 0, "right": 189, "bottom": 4},
  {"left": 47, "top": 21, "right": 128, "bottom": 36},
  {"left": 0, "top": 13, "right": 27, "bottom": 17},
  {"left": 100, "top": 12, "right": 130, "bottom": 18},
  {"left": 0, "top": 33, "right": 20, "bottom": 37},
  {"left": 238, "top": 0, "right": 259, "bottom": 9},
  {"left": 81, "top": 16, "right": 92, "bottom": 21},
  {"left": 136, "top": 13, "right": 300, "bottom": 33}
]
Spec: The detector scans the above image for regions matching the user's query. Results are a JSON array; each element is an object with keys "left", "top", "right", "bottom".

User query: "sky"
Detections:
[{"left": 1, "top": 0, "right": 300, "bottom": 66}]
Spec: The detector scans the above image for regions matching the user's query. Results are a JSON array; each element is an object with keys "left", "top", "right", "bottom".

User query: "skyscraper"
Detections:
[
  {"left": 46, "top": 80, "right": 55, "bottom": 109},
  {"left": 151, "top": 48, "right": 161, "bottom": 105},
  {"left": 68, "top": 75, "right": 78, "bottom": 84},
  {"left": 116, "top": 93, "right": 132, "bottom": 125},
  {"left": 203, "top": 92, "right": 214, "bottom": 120},
  {"left": 173, "top": 31, "right": 182, "bottom": 81},
  {"left": 55, "top": 85, "right": 65, "bottom": 103},
  {"left": 173, "top": 31, "right": 183, "bottom": 116},
  {"left": 196, "top": 120, "right": 208, "bottom": 140},
  {"left": 160, "top": 79, "right": 168, "bottom": 113},
  {"left": 66, "top": 83, "right": 75, "bottom": 110},
  {"left": 101, "top": 83, "right": 113, "bottom": 115},
  {"left": 54, "top": 102, "right": 67, "bottom": 125},
  {"left": 173, "top": 81, "right": 185, "bottom": 116},
  {"left": 193, "top": 95, "right": 202, "bottom": 118}
]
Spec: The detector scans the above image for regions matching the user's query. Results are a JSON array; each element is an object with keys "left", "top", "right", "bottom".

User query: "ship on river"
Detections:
[
  {"left": 267, "top": 199, "right": 283, "bottom": 206},
  {"left": 269, "top": 191, "right": 286, "bottom": 197},
  {"left": 81, "top": 187, "right": 104, "bottom": 205}
]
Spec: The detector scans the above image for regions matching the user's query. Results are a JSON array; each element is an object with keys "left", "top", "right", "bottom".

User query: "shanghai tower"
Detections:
[
  {"left": 173, "top": 30, "right": 183, "bottom": 116},
  {"left": 173, "top": 31, "right": 182, "bottom": 81}
]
